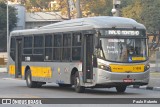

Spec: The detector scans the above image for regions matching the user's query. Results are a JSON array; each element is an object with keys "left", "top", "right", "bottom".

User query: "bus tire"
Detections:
[
  {"left": 36, "top": 82, "right": 43, "bottom": 88},
  {"left": 116, "top": 86, "right": 127, "bottom": 93},
  {"left": 74, "top": 72, "right": 85, "bottom": 93},
  {"left": 26, "top": 70, "right": 37, "bottom": 88},
  {"left": 58, "top": 84, "right": 72, "bottom": 88}
]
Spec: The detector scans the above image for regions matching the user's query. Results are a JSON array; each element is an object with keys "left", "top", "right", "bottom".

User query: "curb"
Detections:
[{"left": 132, "top": 85, "right": 160, "bottom": 91}]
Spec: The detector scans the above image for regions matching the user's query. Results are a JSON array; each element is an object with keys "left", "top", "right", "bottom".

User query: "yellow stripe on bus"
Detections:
[
  {"left": 30, "top": 66, "right": 52, "bottom": 78},
  {"left": 9, "top": 65, "right": 52, "bottom": 78},
  {"left": 110, "top": 64, "right": 145, "bottom": 73}
]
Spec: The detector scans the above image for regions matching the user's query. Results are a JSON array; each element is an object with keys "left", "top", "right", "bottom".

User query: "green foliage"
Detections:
[
  {"left": 121, "top": 0, "right": 160, "bottom": 33},
  {"left": 87, "top": 0, "right": 112, "bottom": 16},
  {"left": 23, "top": 0, "right": 113, "bottom": 17},
  {"left": 121, "top": 0, "right": 135, "bottom": 7},
  {"left": 121, "top": 0, "right": 143, "bottom": 23},
  {"left": 24, "top": 0, "right": 60, "bottom": 12},
  {"left": 141, "top": 0, "right": 160, "bottom": 33}
]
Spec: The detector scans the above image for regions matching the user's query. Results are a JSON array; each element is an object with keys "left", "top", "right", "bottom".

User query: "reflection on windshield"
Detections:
[{"left": 97, "top": 38, "right": 148, "bottom": 62}]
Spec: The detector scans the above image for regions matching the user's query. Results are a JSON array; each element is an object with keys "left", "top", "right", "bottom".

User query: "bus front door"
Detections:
[
  {"left": 15, "top": 38, "right": 22, "bottom": 78},
  {"left": 83, "top": 34, "right": 93, "bottom": 83}
]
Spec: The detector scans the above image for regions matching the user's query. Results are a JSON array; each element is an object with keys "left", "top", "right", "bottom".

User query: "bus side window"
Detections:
[
  {"left": 62, "top": 33, "right": 71, "bottom": 61},
  {"left": 72, "top": 47, "right": 81, "bottom": 60},
  {"left": 72, "top": 33, "right": 82, "bottom": 61},
  {"left": 23, "top": 36, "right": 33, "bottom": 54},
  {"left": 72, "top": 33, "right": 82, "bottom": 46},
  {"left": 53, "top": 34, "right": 62, "bottom": 61},
  {"left": 54, "top": 34, "right": 62, "bottom": 47},
  {"left": 45, "top": 34, "right": 52, "bottom": 60},
  {"left": 32, "top": 35, "right": 44, "bottom": 61}
]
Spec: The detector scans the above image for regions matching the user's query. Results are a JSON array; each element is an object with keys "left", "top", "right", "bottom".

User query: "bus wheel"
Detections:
[
  {"left": 116, "top": 86, "right": 127, "bottom": 93},
  {"left": 74, "top": 72, "right": 85, "bottom": 93},
  {"left": 36, "top": 83, "right": 43, "bottom": 88},
  {"left": 58, "top": 84, "right": 72, "bottom": 88},
  {"left": 26, "top": 70, "right": 37, "bottom": 88}
]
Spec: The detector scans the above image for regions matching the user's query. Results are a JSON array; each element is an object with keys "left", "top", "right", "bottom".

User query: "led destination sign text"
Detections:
[
  {"left": 106, "top": 30, "right": 140, "bottom": 36},
  {"left": 108, "top": 30, "right": 140, "bottom": 36}
]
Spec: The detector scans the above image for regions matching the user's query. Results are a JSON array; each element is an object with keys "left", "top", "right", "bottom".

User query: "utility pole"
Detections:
[
  {"left": 75, "top": 0, "right": 82, "bottom": 18},
  {"left": 7, "top": 0, "right": 9, "bottom": 72},
  {"left": 111, "top": 0, "right": 121, "bottom": 16},
  {"left": 66, "top": 0, "right": 71, "bottom": 19},
  {"left": 7, "top": 0, "right": 9, "bottom": 50}
]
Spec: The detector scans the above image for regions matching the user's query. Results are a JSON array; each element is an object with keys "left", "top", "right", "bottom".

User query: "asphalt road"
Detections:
[
  {"left": 0, "top": 72, "right": 160, "bottom": 98},
  {"left": 0, "top": 72, "right": 160, "bottom": 107}
]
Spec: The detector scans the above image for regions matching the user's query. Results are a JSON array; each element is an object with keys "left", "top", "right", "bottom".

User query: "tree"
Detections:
[
  {"left": 10, "top": 0, "right": 160, "bottom": 34},
  {"left": 121, "top": 0, "right": 143, "bottom": 23},
  {"left": 22, "top": 0, "right": 113, "bottom": 18},
  {"left": 121, "top": 0, "right": 160, "bottom": 34},
  {"left": 81, "top": 0, "right": 112, "bottom": 17},
  {"left": 0, "top": 1, "right": 17, "bottom": 51},
  {"left": 141, "top": 0, "right": 160, "bottom": 33}
]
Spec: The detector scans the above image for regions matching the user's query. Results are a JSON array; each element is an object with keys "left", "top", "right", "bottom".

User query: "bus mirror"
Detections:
[
  {"left": 93, "top": 55, "right": 97, "bottom": 67},
  {"left": 95, "top": 37, "right": 100, "bottom": 48},
  {"left": 99, "top": 40, "right": 102, "bottom": 49},
  {"left": 95, "top": 39, "right": 102, "bottom": 49}
]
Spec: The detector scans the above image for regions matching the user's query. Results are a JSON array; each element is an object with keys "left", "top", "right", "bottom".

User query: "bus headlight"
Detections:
[
  {"left": 144, "top": 64, "right": 150, "bottom": 71},
  {"left": 98, "top": 63, "right": 111, "bottom": 71}
]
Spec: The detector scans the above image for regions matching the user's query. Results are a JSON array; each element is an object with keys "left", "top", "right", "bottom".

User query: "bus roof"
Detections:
[
  {"left": 10, "top": 16, "right": 146, "bottom": 36},
  {"left": 39, "top": 16, "right": 145, "bottom": 29}
]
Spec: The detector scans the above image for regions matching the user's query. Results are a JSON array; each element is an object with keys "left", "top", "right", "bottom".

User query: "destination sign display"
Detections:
[
  {"left": 99, "top": 30, "right": 144, "bottom": 36},
  {"left": 108, "top": 30, "right": 140, "bottom": 36}
]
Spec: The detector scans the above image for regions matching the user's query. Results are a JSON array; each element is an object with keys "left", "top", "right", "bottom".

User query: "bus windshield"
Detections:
[{"left": 98, "top": 38, "right": 148, "bottom": 63}]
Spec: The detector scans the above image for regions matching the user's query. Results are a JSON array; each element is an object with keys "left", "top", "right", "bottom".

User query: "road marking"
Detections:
[
  {"left": 0, "top": 94, "right": 41, "bottom": 98},
  {"left": 19, "top": 94, "right": 41, "bottom": 98},
  {"left": 2, "top": 78, "right": 23, "bottom": 80}
]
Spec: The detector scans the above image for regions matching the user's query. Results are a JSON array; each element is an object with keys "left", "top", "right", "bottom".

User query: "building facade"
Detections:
[
  {"left": 25, "top": 12, "right": 63, "bottom": 29},
  {"left": 10, "top": 4, "right": 64, "bottom": 30}
]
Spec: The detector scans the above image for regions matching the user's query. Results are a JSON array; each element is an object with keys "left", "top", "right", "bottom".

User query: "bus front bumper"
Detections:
[{"left": 95, "top": 69, "right": 150, "bottom": 87}]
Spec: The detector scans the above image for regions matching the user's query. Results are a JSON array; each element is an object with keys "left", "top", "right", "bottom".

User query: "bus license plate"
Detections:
[{"left": 123, "top": 79, "right": 133, "bottom": 83}]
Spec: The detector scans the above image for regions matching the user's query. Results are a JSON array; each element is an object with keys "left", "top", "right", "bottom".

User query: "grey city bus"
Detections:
[{"left": 8, "top": 16, "right": 150, "bottom": 93}]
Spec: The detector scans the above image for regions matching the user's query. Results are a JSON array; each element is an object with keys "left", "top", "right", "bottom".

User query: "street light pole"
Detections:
[
  {"left": 111, "top": 0, "right": 121, "bottom": 17},
  {"left": 7, "top": 0, "right": 9, "bottom": 72},
  {"left": 66, "top": 0, "right": 71, "bottom": 19},
  {"left": 75, "top": 0, "right": 82, "bottom": 18},
  {"left": 7, "top": 0, "right": 9, "bottom": 44}
]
